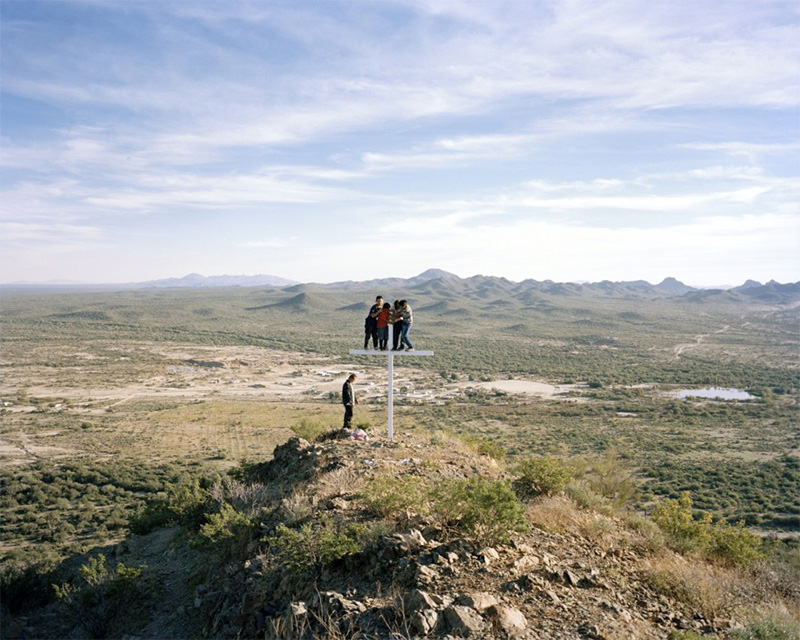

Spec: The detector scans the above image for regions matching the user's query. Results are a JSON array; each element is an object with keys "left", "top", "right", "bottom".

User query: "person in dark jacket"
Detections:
[
  {"left": 364, "top": 296, "right": 383, "bottom": 349},
  {"left": 390, "top": 299, "right": 404, "bottom": 351},
  {"left": 342, "top": 373, "right": 357, "bottom": 429}
]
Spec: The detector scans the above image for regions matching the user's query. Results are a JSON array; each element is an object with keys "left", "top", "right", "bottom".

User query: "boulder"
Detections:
[
  {"left": 403, "top": 588, "right": 438, "bottom": 613},
  {"left": 392, "top": 528, "right": 428, "bottom": 551},
  {"left": 478, "top": 547, "right": 500, "bottom": 564},
  {"left": 487, "top": 604, "right": 528, "bottom": 638},
  {"left": 443, "top": 605, "right": 485, "bottom": 636},
  {"left": 513, "top": 554, "right": 540, "bottom": 571},
  {"left": 410, "top": 609, "right": 439, "bottom": 635},
  {"left": 455, "top": 592, "right": 499, "bottom": 612}
]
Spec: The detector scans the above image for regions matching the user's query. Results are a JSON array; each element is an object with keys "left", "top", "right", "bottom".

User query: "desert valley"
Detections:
[{"left": 1, "top": 270, "right": 798, "bottom": 639}]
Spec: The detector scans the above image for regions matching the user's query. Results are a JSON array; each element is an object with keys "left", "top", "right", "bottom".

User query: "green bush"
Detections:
[
  {"left": 459, "top": 434, "right": 506, "bottom": 461},
  {"left": 651, "top": 492, "right": 713, "bottom": 555},
  {"left": 513, "top": 456, "right": 575, "bottom": 499},
  {"left": 361, "top": 474, "right": 430, "bottom": 518},
  {"left": 651, "top": 492, "right": 765, "bottom": 567},
  {"left": 433, "top": 477, "right": 527, "bottom": 545},
  {"left": 708, "top": 520, "right": 765, "bottom": 568},
  {"left": 292, "top": 418, "right": 327, "bottom": 441},
  {"left": 729, "top": 615, "right": 800, "bottom": 640},
  {"left": 580, "top": 452, "right": 638, "bottom": 506},
  {"left": 0, "top": 553, "right": 60, "bottom": 614},
  {"left": 53, "top": 554, "right": 148, "bottom": 638},
  {"left": 362, "top": 473, "right": 526, "bottom": 545},
  {"left": 192, "top": 503, "right": 255, "bottom": 559},
  {"left": 129, "top": 477, "right": 210, "bottom": 534},
  {"left": 265, "top": 517, "right": 365, "bottom": 573}
]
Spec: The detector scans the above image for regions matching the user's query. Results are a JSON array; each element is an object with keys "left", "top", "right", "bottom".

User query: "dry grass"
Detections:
[
  {"left": 525, "top": 495, "right": 620, "bottom": 547},
  {"left": 277, "top": 490, "right": 316, "bottom": 526},
  {"left": 643, "top": 553, "right": 771, "bottom": 623},
  {"left": 316, "top": 466, "right": 363, "bottom": 500}
]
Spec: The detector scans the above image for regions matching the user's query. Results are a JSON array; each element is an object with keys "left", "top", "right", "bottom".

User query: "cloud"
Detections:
[{"left": 1, "top": 0, "right": 797, "bottom": 285}]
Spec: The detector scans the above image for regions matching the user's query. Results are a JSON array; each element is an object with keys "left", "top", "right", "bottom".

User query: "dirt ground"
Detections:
[{"left": 0, "top": 341, "right": 576, "bottom": 468}]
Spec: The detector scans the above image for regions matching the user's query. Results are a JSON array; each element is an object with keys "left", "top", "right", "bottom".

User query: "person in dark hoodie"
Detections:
[{"left": 342, "top": 373, "right": 357, "bottom": 429}]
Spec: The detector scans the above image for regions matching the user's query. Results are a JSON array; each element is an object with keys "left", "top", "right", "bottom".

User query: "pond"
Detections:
[{"left": 673, "top": 387, "right": 756, "bottom": 401}]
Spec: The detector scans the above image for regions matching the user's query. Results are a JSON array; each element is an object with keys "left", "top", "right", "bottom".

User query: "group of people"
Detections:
[
  {"left": 344, "top": 296, "right": 416, "bottom": 430},
  {"left": 363, "top": 295, "right": 414, "bottom": 352}
]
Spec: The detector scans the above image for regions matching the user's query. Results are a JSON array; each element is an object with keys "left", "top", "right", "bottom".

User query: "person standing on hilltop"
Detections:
[
  {"left": 390, "top": 299, "right": 404, "bottom": 351},
  {"left": 342, "top": 373, "right": 358, "bottom": 429},
  {"left": 363, "top": 295, "right": 383, "bottom": 349},
  {"left": 398, "top": 299, "right": 414, "bottom": 351},
  {"left": 376, "top": 302, "right": 391, "bottom": 351}
]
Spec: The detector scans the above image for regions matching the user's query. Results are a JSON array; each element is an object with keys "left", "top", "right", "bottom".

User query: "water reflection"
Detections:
[{"left": 674, "top": 387, "right": 756, "bottom": 400}]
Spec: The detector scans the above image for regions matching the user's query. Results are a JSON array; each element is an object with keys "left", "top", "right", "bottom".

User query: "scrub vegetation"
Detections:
[{"left": 0, "top": 277, "right": 797, "bottom": 637}]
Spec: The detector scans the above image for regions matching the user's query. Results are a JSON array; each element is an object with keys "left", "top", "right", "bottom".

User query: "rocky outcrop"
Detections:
[{"left": 25, "top": 432, "right": 774, "bottom": 640}]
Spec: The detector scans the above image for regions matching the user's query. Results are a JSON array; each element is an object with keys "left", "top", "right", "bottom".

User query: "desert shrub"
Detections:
[
  {"left": 622, "top": 512, "right": 667, "bottom": 555},
  {"left": 278, "top": 490, "right": 316, "bottom": 525},
  {"left": 292, "top": 418, "right": 327, "bottom": 441},
  {"left": 210, "top": 479, "right": 274, "bottom": 517},
  {"left": 432, "top": 477, "right": 527, "bottom": 545},
  {"left": 265, "top": 517, "right": 365, "bottom": 573},
  {"left": 754, "top": 541, "right": 800, "bottom": 601},
  {"left": 645, "top": 556, "right": 748, "bottom": 622},
  {"left": 565, "top": 480, "right": 616, "bottom": 515},
  {"left": 461, "top": 434, "right": 506, "bottom": 461},
  {"left": 193, "top": 503, "right": 255, "bottom": 559},
  {"left": 651, "top": 492, "right": 765, "bottom": 567},
  {"left": 651, "top": 492, "right": 713, "bottom": 555},
  {"left": 579, "top": 451, "right": 638, "bottom": 506},
  {"left": 513, "top": 456, "right": 575, "bottom": 499},
  {"left": 129, "top": 477, "right": 210, "bottom": 534},
  {"left": 0, "top": 552, "right": 61, "bottom": 614},
  {"left": 729, "top": 614, "right": 800, "bottom": 640},
  {"left": 53, "top": 554, "right": 148, "bottom": 638},
  {"left": 362, "top": 473, "right": 525, "bottom": 545},
  {"left": 708, "top": 520, "right": 766, "bottom": 568},
  {"left": 361, "top": 474, "right": 430, "bottom": 518}
]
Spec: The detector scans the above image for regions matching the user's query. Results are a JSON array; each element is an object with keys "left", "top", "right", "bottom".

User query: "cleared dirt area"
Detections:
[{"left": 1, "top": 340, "right": 578, "bottom": 468}]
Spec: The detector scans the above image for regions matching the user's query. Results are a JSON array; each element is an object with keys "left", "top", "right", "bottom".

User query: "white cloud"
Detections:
[{"left": 1, "top": 0, "right": 797, "bottom": 284}]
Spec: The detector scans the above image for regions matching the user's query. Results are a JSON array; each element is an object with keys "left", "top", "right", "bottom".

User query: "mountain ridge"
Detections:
[{"left": 4, "top": 270, "right": 798, "bottom": 304}]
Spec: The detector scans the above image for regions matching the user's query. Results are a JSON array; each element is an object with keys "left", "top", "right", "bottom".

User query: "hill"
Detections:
[
  {"left": 5, "top": 271, "right": 799, "bottom": 307},
  {"left": 10, "top": 432, "right": 797, "bottom": 639}
]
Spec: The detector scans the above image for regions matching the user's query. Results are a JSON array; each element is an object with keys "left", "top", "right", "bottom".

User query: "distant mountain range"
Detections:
[
  {"left": 143, "top": 273, "right": 299, "bottom": 288},
  {"left": 4, "top": 269, "right": 798, "bottom": 303}
]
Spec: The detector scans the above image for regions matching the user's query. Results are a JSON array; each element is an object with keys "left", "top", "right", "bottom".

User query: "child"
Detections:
[{"left": 376, "top": 302, "right": 391, "bottom": 350}]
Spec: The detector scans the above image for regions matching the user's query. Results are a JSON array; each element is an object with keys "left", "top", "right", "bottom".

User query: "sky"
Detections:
[{"left": 1, "top": 0, "right": 798, "bottom": 287}]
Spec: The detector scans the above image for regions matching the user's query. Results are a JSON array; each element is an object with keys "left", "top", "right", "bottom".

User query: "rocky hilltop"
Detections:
[
  {"left": 15, "top": 429, "right": 793, "bottom": 640},
  {"left": 196, "top": 435, "right": 683, "bottom": 639}
]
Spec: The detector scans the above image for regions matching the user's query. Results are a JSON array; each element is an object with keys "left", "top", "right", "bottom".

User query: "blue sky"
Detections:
[{"left": 1, "top": 0, "right": 798, "bottom": 286}]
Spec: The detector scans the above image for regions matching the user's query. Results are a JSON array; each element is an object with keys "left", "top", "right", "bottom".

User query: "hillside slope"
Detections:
[{"left": 13, "top": 431, "right": 797, "bottom": 640}]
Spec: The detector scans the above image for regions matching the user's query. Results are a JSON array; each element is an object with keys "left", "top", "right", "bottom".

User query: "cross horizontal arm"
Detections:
[{"left": 348, "top": 349, "right": 434, "bottom": 356}]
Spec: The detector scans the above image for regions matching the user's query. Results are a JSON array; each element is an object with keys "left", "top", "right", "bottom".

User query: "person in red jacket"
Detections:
[{"left": 376, "top": 302, "right": 391, "bottom": 350}]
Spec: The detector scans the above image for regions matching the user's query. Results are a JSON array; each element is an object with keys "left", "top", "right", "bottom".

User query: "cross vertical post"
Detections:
[{"left": 349, "top": 323, "right": 434, "bottom": 442}]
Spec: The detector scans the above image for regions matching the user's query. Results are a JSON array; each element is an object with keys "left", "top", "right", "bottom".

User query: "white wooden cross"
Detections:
[{"left": 349, "top": 324, "right": 434, "bottom": 442}]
